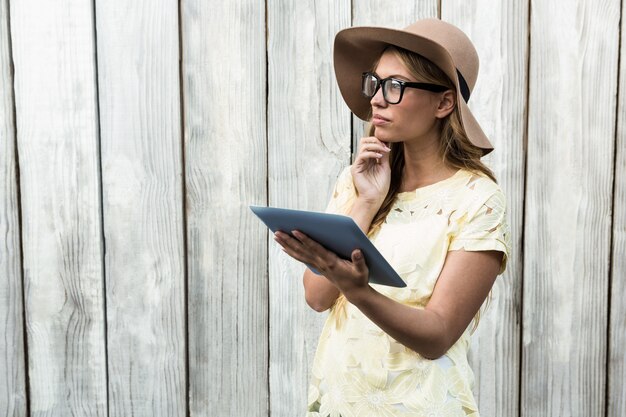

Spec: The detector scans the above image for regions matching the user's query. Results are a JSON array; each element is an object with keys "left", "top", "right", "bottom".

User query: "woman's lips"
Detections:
[{"left": 373, "top": 115, "right": 390, "bottom": 125}]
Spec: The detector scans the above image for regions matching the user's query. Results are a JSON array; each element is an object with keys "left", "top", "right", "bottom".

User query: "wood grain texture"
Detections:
[
  {"left": 442, "top": 1, "right": 527, "bottom": 415},
  {"left": 608, "top": 1, "right": 626, "bottom": 414},
  {"left": 181, "top": 0, "right": 269, "bottom": 415},
  {"left": 523, "top": 0, "right": 619, "bottom": 415},
  {"left": 267, "top": 1, "right": 351, "bottom": 414},
  {"left": 351, "top": 0, "right": 438, "bottom": 158},
  {"left": 95, "top": 1, "right": 186, "bottom": 416},
  {"left": 9, "top": 1, "right": 107, "bottom": 415},
  {"left": 4, "top": 2, "right": 625, "bottom": 416},
  {"left": 0, "top": 0, "right": 27, "bottom": 414}
]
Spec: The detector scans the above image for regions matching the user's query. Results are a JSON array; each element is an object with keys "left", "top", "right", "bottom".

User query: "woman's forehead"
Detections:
[{"left": 374, "top": 50, "right": 413, "bottom": 80}]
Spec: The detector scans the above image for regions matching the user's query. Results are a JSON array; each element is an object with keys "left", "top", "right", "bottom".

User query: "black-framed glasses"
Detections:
[{"left": 361, "top": 72, "right": 450, "bottom": 104}]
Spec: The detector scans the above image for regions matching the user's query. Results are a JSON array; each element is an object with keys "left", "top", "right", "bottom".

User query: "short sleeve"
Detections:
[
  {"left": 324, "top": 165, "right": 357, "bottom": 215},
  {"left": 448, "top": 189, "right": 511, "bottom": 275}
]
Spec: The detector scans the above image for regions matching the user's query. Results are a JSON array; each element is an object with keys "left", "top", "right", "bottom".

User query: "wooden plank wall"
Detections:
[
  {"left": 182, "top": 0, "right": 268, "bottom": 415},
  {"left": 95, "top": 0, "right": 187, "bottom": 416},
  {"left": 267, "top": 1, "right": 351, "bottom": 415},
  {"left": 0, "top": 0, "right": 26, "bottom": 414},
  {"left": 0, "top": 0, "right": 624, "bottom": 416},
  {"left": 8, "top": 1, "right": 108, "bottom": 417},
  {"left": 610, "top": 2, "right": 626, "bottom": 415},
  {"left": 524, "top": 1, "right": 619, "bottom": 416}
]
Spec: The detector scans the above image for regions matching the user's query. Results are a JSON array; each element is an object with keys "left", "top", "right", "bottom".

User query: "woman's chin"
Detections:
[{"left": 373, "top": 128, "right": 391, "bottom": 140}]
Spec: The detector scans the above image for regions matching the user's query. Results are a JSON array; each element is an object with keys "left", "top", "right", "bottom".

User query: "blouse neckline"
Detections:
[{"left": 396, "top": 168, "right": 468, "bottom": 201}]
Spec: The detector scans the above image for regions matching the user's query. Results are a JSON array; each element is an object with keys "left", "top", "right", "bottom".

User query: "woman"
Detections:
[{"left": 274, "top": 18, "right": 510, "bottom": 417}]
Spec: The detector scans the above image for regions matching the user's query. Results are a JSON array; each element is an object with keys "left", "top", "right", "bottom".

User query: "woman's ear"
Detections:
[{"left": 435, "top": 90, "right": 456, "bottom": 119}]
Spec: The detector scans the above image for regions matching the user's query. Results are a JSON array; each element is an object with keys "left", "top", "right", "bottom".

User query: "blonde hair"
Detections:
[{"left": 330, "top": 45, "right": 496, "bottom": 335}]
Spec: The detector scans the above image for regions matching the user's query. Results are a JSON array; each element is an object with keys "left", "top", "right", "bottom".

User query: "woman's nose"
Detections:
[{"left": 370, "top": 86, "right": 387, "bottom": 107}]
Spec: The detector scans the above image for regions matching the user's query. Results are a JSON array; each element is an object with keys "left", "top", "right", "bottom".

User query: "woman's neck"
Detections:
[{"left": 400, "top": 137, "right": 456, "bottom": 191}]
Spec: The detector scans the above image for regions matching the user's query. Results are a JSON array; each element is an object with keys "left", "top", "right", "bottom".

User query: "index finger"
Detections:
[{"left": 361, "top": 136, "right": 389, "bottom": 148}]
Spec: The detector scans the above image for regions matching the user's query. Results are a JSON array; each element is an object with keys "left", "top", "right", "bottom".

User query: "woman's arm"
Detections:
[
  {"left": 343, "top": 248, "right": 503, "bottom": 359},
  {"left": 279, "top": 213, "right": 503, "bottom": 358},
  {"left": 302, "top": 197, "right": 382, "bottom": 312}
]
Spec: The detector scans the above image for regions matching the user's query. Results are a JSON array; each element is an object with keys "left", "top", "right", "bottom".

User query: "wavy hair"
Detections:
[{"left": 330, "top": 45, "right": 497, "bottom": 335}]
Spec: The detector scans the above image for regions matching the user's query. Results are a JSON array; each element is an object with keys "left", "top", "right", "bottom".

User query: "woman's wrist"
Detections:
[
  {"left": 349, "top": 198, "right": 383, "bottom": 233},
  {"left": 342, "top": 284, "right": 376, "bottom": 306},
  {"left": 354, "top": 195, "right": 384, "bottom": 209}
]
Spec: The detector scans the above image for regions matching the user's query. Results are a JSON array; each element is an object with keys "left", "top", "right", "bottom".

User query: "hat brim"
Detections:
[{"left": 333, "top": 26, "right": 493, "bottom": 156}]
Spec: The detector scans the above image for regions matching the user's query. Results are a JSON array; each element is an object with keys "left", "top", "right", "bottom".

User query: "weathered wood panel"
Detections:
[
  {"left": 608, "top": 1, "right": 626, "bottom": 414},
  {"left": 523, "top": 0, "right": 619, "bottom": 415},
  {"left": 267, "top": 1, "right": 351, "bottom": 414},
  {"left": 442, "top": 1, "right": 527, "bottom": 415},
  {"left": 95, "top": 0, "right": 186, "bottom": 415},
  {"left": 3, "top": 1, "right": 626, "bottom": 416},
  {"left": 351, "top": 1, "right": 438, "bottom": 157},
  {"left": 9, "top": 0, "right": 107, "bottom": 415},
  {"left": 182, "top": 0, "right": 269, "bottom": 415},
  {"left": 0, "top": 0, "right": 27, "bottom": 414}
]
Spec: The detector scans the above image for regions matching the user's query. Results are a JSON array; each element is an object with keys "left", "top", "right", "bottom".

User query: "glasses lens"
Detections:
[
  {"left": 362, "top": 73, "right": 378, "bottom": 97},
  {"left": 383, "top": 79, "right": 402, "bottom": 104}
]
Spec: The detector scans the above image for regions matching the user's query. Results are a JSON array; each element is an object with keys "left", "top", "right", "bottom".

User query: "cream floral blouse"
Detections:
[{"left": 306, "top": 165, "right": 511, "bottom": 417}]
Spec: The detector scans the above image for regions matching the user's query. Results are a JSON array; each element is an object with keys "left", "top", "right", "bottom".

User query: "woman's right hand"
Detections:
[{"left": 351, "top": 136, "right": 392, "bottom": 205}]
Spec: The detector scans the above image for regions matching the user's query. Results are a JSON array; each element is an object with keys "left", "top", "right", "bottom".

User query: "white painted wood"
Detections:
[
  {"left": 0, "top": 0, "right": 27, "bottom": 414},
  {"left": 609, "top": 110, "right": 626, "bottom": 416},
  {"left": 3, "top": 2, "right": 625, "bottom": 416},
  {"left": 9, "top": 0, "right": 107, "bottom": 415},
  {"left": 351, "top": 1, "right": 438, "bottom": 158},
  {"left": 95, "top": 1, "right": 186, "bottom": 416},
  {"left": 608, "top": 1, "right": 626, "bottom": 414},
  {"left": 523, "top": 0, "right": 619, "bottom": 415},
  {"left": 442, "top": 2, "right": 527, "bottom": 415},
  {"left": 267, "top": 1, "right": 351, "bottom": 414},
  {"left": 181, "top": 0, "right": 269, "bottom": 415}
]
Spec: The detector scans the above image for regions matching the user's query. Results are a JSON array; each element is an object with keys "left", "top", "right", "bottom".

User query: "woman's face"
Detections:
[{"left": 369, "top": 50, "right": 454, "bottom": 145}]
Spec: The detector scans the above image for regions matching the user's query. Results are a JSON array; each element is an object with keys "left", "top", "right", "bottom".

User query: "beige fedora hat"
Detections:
[{"left": 333, "top": 17, "right": 494, "bottom": 156}]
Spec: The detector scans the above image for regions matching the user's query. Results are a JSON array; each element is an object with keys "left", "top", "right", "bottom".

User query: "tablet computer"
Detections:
[{"left": 250, "top": 205, "right": 406, "bottom": 288}]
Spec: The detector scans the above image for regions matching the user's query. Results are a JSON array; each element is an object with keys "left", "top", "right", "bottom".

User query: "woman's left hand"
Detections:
[{"left": 273, "top": 229, "right": 370, "bottom": 296}]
